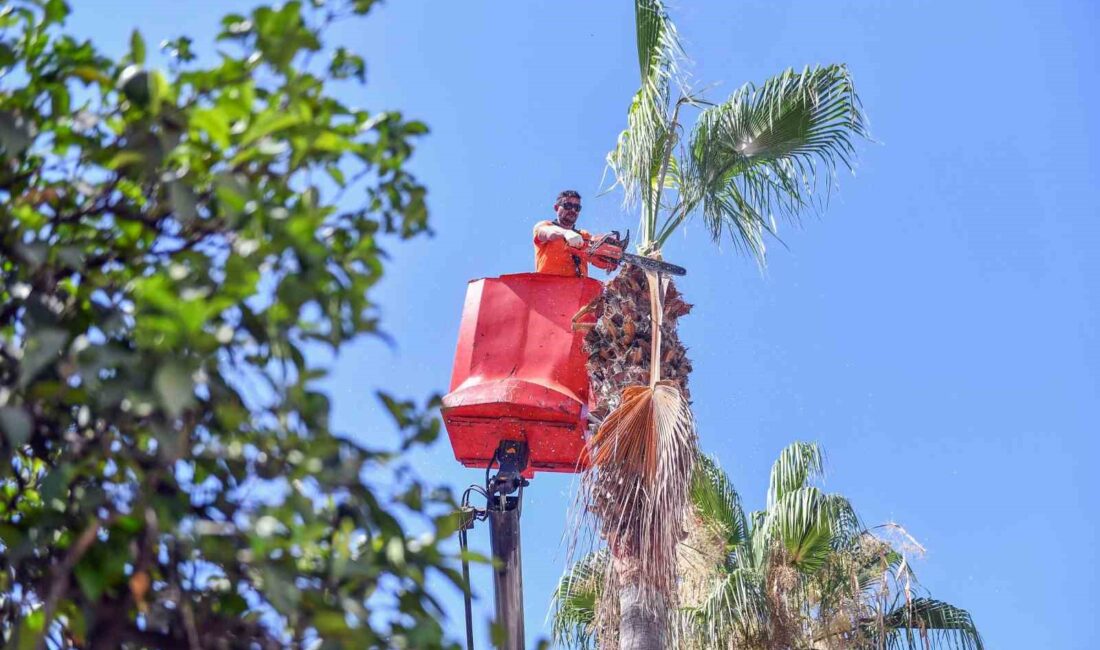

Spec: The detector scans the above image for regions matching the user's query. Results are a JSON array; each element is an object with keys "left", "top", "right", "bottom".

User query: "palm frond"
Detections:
[
  {"left": 825, "top": 493, "right": 862, "bottom": 549},
  {"left": 747, "top": 509, "right": 769, "bottom": 570},
  {"left": 687, "top": 567, "right": 769, "bottom": 647},
  {"left": 844, "top": 532, "right": 908, "bottom": 597},
  {"left": 583, "top": 379, "right": 697, "bottom": 601},
  {"left": 550, "top": 551, "right": 608, "bottom": 649},
  {"left": 761, "top": 487, "right": 861, "bottom": 575},
  {"left": 635, "top": 0, "right": 670, "bottom": 82},
  {"left": 875, "top": 598, "right": 984, "bottom": 650},
  {"left": 690, "top": 453, "right": 748, "bottom": 551},
  {"left": 662, "top": 64, "right": 868, "bottom": 258},
  {"left": 607, "top": 0, "right": 683, "bottom": 245},
  {"left": 766, "top": 486, "right": 832, "bottom": 574},
  {"left": 767, "top": 440, "right": 824, "bottom": 508}
]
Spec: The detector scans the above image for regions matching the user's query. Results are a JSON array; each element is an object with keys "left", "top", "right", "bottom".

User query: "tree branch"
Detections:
[{"left": 36, "top": 515, "right": 113, "bottom": 650}]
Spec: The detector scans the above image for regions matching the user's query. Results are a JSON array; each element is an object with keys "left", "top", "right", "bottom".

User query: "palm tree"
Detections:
[
  {"left": 555, "top": 443, "right": 984, "bottom": 650},
  {"left": 577, "top": 1, "right": 869, "bottom": 646}
]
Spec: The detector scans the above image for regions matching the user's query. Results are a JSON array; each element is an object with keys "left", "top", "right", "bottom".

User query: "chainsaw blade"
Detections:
[{"left": 620, "top": 252, "right": 687, "bottom": 276}]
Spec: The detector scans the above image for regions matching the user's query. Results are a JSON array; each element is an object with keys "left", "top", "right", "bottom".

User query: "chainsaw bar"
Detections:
[{"left": 620, "top": 252, "right": 687, "bottom": 276}]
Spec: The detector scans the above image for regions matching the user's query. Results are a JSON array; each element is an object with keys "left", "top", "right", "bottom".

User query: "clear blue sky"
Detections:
[{"left": 71, "top": 1, "right": 1099, "bottom": 648}]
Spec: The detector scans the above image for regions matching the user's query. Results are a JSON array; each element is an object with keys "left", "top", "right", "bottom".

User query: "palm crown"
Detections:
[
  {"left": 553, "top": 442, "right": 984, "bottom": 649},
  {"left": 611, "top": 0, "right": 868, "bottom": 260}
]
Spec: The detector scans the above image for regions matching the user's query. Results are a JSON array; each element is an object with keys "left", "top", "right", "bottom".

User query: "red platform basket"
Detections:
[{"left": 442, "top": 273, "right": 602, "bottom": 476}]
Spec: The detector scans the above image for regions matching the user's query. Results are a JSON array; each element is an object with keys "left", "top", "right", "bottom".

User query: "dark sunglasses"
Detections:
[{"left": 558, "top": 202, "right": 582, "bottom": 212}]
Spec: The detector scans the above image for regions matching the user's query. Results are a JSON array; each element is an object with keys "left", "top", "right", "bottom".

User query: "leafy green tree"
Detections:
[
  {"left": 579, "top": 2, "right": 868, "bottom": 646},
  {"left": 0, "top": 1, "right": 462, "bottom": 647},
  {"left": 555, "top": 443, "right": 984, "bottom": 650}
]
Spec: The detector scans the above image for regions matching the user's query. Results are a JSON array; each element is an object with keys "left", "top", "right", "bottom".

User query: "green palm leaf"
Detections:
[
  {"left": 659, "top": 64, "right": 868, "bottom": 257},
  {"left": 550, "top": 550, "right": 608, "bottom": 650},
  {"left": 635, "top": 0, "right": 667, "bottom": 81},
  {"left": 555, "top": 442, "right": 983, "bottom": 649},
  {"left": 876, "top": 598, "right": 985, "bottom": 650},
  {"left": 607, "top": 0, "right": 683, "bottom": 246},
  {"left": 767, "top": 441, "right": 824, "bottom": 508},
  {"left": 690, "top": 453, "right": 748, "bottom": 552},
  {"left": 688, "top": 567, "right": 769, "bottom": 646},
  {"left": 761, "top": 487, "right": 861, "bottom": 575}
]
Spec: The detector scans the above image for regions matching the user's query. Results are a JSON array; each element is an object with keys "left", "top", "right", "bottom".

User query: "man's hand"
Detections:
[{"left": 563, "top": 230, "right": 584, "bottom": 248}]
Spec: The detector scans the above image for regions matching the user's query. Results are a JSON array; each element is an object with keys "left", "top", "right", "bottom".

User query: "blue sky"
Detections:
[{"left": 70, "top": 1, "right": 1100, "bottom": 648}]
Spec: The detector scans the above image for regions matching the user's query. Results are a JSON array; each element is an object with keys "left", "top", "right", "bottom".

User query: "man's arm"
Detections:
[{"left": 535, "top": 222, "right": 585, "bottom": 247}]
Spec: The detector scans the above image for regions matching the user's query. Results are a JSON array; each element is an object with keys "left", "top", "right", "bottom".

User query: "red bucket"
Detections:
[{"left": 442, "top": 273, "right": 601, "bottom": 476}]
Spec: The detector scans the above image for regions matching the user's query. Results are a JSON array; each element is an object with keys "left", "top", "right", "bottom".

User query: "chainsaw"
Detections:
[{"left": 583, "top": 230, "right": 687, "bottom": 276}]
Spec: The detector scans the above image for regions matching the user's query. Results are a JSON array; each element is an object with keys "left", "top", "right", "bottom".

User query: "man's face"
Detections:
[{"left": 555, "top": 197, "right": 581, "bottom": 228}]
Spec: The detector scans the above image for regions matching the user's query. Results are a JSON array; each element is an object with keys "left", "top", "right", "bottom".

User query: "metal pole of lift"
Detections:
[{"left": 487, "top": 493, "right": 524, "bottom": 650}]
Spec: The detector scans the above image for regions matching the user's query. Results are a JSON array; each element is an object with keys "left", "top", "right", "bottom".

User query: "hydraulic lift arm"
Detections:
[{"left": 459, "top": 440, "right": 530, "bottom": 650}]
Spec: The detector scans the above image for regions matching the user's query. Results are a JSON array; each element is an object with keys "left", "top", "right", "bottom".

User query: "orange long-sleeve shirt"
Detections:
[{"left": 533, "top": 220, "right": 591, "bottom": 277}]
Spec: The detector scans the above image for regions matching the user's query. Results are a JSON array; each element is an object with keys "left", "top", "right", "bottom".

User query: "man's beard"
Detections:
[{"left": 558, "top": 214, "right": 578, "bottom": 228}]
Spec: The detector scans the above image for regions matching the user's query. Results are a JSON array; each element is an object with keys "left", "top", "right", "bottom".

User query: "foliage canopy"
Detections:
[
  {"left": 0, "top": 1, "right": 460, "bottom": 647},
  {"left": 554, "top": 443, "right": 984, "bottom": 650}
]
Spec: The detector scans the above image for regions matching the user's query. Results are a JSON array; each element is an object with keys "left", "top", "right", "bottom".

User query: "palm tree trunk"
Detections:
[
  {"left": 618, "top": 581, "right": 667, "bottom": 650},
  {"left": 584, "top": 263, "right": 694, "bottom": 648}
]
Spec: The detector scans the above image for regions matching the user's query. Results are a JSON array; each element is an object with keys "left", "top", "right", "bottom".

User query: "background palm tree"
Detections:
[
  {"left": 577, "top": 1, "right": 869, "bottom": 646},
  {"left": 556, "top": 442, "right": 984, "bottom": 650}
]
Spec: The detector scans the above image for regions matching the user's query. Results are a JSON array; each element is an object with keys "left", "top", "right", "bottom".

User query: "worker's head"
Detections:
[{"left": 554, "top": 190, "right": 582, "bottom": 228}]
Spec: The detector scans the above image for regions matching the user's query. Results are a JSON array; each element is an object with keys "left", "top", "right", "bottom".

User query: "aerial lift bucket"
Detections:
[
  {"left": 442, "top": 273, "right": 601, "bottom": 650},
  {"left": 442, "top": 272, "right": 601, "bottom": 475}
]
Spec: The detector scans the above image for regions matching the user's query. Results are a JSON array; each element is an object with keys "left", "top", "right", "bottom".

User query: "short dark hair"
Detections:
[{"left": 555, "top": 190, "right": 581, "bottom": 206}]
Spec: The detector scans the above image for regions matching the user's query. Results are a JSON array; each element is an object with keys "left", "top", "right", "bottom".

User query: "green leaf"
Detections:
[
  {"left": 130, "top": 29, "right": 146, "bottom": 65},
  {"left": 0, "top": 406, "right": 33, "bottom": 447},
  {"left": 767, "top": 441, "right": 824, "bottom": 507},
  {"left": 104, "top": 149, "right": 145, "bottom": 170},
  {"left": 147, "top": 69, "right": 169, "bottom": 113},
  {"left": 879, "top": 598, "right": 985, "bottom": 650},
  {"left": 20, "top": 327, "right": 68, "bottom": 387},
  {"left": 154, "top": 361, "right": 195, "bottom": 417},
  {"left": 214, "top": 172, "right": 249, "bottom": 215},
  {"left": 351, "top": 0, "right": 377, "bottom": 14},
  {"left": 169, "top": 181, "right": 198, "bottom": 223},
  {"left": 43, "top": 0, "right": 69, "bottom": 24},
  {"left": 329, "top": 47, "right": 366, "bottom": 82},
  {"left": 190, "top": 107, "right": 231, "bottom": 147},
  {"left": 0, "top": 110, "right": 34, "bottom": 158},
  {"left": 240, "top": 109, "right": 303, "bottom": 146},
  {"left": 70, "top": 65, "right": 111, "bottom": 85},
  {"left": 40, "top": 464, "right": 74, "bottom": 506},
  {"left": 312, "top": 131, "right": 352, "bottom": 153},
  {"left": 74, "top": 560, "right": 107, "bottom": 600},
  {"left": 17, "top": 610, "right": 45, "bottom": 650}
]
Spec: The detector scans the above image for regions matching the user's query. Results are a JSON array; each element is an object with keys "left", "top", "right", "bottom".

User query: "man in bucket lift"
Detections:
[{"left": 533, "top": 190, "right": 617, "bottom": 277}]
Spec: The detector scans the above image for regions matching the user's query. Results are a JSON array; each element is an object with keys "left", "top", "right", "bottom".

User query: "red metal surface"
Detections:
[{"left": 442, "top": 273, "right": 602, "bottom": 476}]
